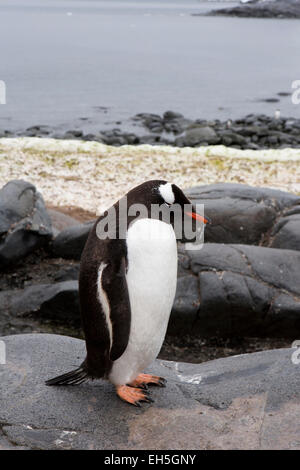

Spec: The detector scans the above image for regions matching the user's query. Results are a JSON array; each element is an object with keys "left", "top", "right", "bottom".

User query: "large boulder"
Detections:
[
  {"left": 0, "top": 334, "right": 299, "bottom": 450},
  {"left": 0, "top": 180, "right": 52, "bottom": 269},
  {"left": 187, "top": 183, "right": 300, "bottom": 249},
  {"left": 0, "top": 281, "right": 80, "bottom": 333},
  {"left": 47, "top": 208, "right": 80, "bottom": 236},
  {"left": 171, "top": 243, "right": 300, "bottom": 338},
  {"left": 176, "top": 126, "right": 219, "bottom": 147},
  {"left": 270, "top": 212, "right": 300, "bottom": 251},
  {"left": 51, "top": 221, "right": 95, "bottom": 260}
]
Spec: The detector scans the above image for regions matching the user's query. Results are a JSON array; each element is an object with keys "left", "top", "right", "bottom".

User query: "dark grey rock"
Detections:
[
  {"left": 82, "top": 133, "right": 97, "bottom": 141},
  {"left": 163, "top": 110, "right": 184, "bottom": 121},
  {"left": 181, "top": 126, "right": 219, "bottom": 146},
  {"left": 102, "top": 135, "right": 127, "bottom": 146},
  {"left": 64, "top": 130, "right": 83, "bottom": 139},
  {"left": 164, "top": 121, "right": 184, "bottom": 134},
  {"left": 26, "top": 125, "right": 50, "bottom": 135},
  {"left": 278, "top": 92, "right": 291, "bottom": 97},
  {"left": 139, "top": 134, "right": 162, "bottom": 145},
  {"left": 240, "top": 244, "right": 300, "bottom": 295},
  {"left": 54, "top": 265, "right": 80, "bottom": 282},
  {"left": 51, "top": 221, "right": 94, "bottom": 260},
  {"left": 0, "top": 180, "right": 52, "bottom": 269},
  {"left": 271, "top": 214, "right": 300, "bottom": 251},
  {"left": 238, "top": 125, "right": 268, "bottom": 137},
  {"left": 0, "top": 281, "right": 80, "bottom": 325},
  {"left": 171, "top": 274, "right": 200, "bottom": 333},
  {"left": 125, "top": 133, "right": 140, "bottom": 145},
  {"left": 133, "top": 112, "right": 162, "bottom": 122},
  {"left": 246, "top": 142, "right": 260, "bottom": 150},
  {"left": 173, "top": 135, "right": 186, "bottom": 147},
  {"left": 186, "top": 183, "right": 300, "bottom": 247},
  {"left": 196, "top": 269, "right": 273, "bottom": 337},
  {"left": 48, "top": 209, "right": 80, "bottom": 237},
  {"left": 172, "top": 243, "right": 300, "bottom": 338},
  {"left": 0, "top": 333, "right": 299, "bottom": 449},
  {"left": 261, "top": 98, "right": 280, "bottom": 103},
  {"left": 268, "top": 135, "right": 279, "bottom": 146},
  {"left": 218, "top": 130, "right": 247, "bottom": 145},
  {"left": 148, "top": 125, "right": 164, "bottom": 134}
]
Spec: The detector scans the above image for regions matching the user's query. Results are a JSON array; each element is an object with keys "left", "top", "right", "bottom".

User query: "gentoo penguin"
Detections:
[{"left": 46, "top": 180, "right": 210, "bottom": 406}]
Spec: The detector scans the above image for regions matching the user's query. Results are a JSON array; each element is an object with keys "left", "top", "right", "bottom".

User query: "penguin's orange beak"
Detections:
[{"left": 186, "top": 211, "right": 211, "bottom": 225}]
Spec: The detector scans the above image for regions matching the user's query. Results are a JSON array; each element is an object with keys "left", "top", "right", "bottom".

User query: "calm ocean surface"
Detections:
[{"left": 0, "top": 0, "right": 299, "bottom": 133}]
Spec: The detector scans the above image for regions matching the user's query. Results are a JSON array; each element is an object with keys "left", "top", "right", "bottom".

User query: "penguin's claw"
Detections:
[
  {"left": 130, "top": 373, "right": 167, "bottom": 388},
  {"left": 129, "top": 381, "right": 149, "bottom": 391},
  {"left": 116, "top": 385, "right": 153, "bottom": 407}
]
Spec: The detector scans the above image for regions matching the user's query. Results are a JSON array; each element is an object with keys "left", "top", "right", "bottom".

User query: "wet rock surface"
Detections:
[
  {"left": 205, "top": 0, "right": 300, "bottom": 19},
  {"left": 0, "top": 334, "right": 299, "bottom": 450}
]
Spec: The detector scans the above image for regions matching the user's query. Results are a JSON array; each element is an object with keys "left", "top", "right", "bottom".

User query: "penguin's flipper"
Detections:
[
  {"left": 78, "top": 252, "right": 131, "bottom": 380},
  {"left": 101, "top": 257, "right": 131, "bottom": 362},
  {"left": 45, "top": 364, "right": 88, "bottom": 386}
]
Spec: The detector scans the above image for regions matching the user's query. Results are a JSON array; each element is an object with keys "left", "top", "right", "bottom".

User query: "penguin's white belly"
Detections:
[{"left": 109, "top": 218, "right": 178, "bottom": 386}]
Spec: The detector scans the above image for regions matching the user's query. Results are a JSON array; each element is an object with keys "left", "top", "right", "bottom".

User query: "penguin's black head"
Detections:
[{"left": 126, "top": 180, "right": 211, "bottom": 243}]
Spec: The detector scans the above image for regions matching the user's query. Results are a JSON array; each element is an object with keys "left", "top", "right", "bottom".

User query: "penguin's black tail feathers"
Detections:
[{"left": 45, "top": 365, "right": 88, "bottom": 386}]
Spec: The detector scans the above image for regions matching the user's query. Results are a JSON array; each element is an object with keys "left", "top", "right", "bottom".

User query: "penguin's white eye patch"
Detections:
[{"left": 158, "top": 183, "right": 175, "bottom": 205}]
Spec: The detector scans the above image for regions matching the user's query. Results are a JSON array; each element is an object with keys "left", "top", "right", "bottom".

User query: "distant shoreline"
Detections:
[
  {"left": 202, "top": 0, "right": 300, "bottom": 19},
  {"left": 2, "top": 112, "right": 300, "bottom": 151}
]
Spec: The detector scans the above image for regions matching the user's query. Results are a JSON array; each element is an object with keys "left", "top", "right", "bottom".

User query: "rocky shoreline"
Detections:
[
  {"left": 205, "top": 0, "right": 300, "bottom": 19},
  {"left": 2, "top": 112, "right": 300, "bottom": 150}
]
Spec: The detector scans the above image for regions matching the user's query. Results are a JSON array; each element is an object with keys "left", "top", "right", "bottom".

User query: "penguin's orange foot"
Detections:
[
  {"left": 129, "top": 373, "right": 167, "bottom": 389},
  {"left": 116, "top": 385, "right": 154, "bottom": 407}
]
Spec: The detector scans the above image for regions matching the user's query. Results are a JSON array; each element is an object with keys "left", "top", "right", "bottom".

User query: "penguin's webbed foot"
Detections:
[
  {"left": 130, "top": 373, "right": 167, "bottom": 389},
  {"left": 116, "top": 385, "right": 154, "bottom": 407}
]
